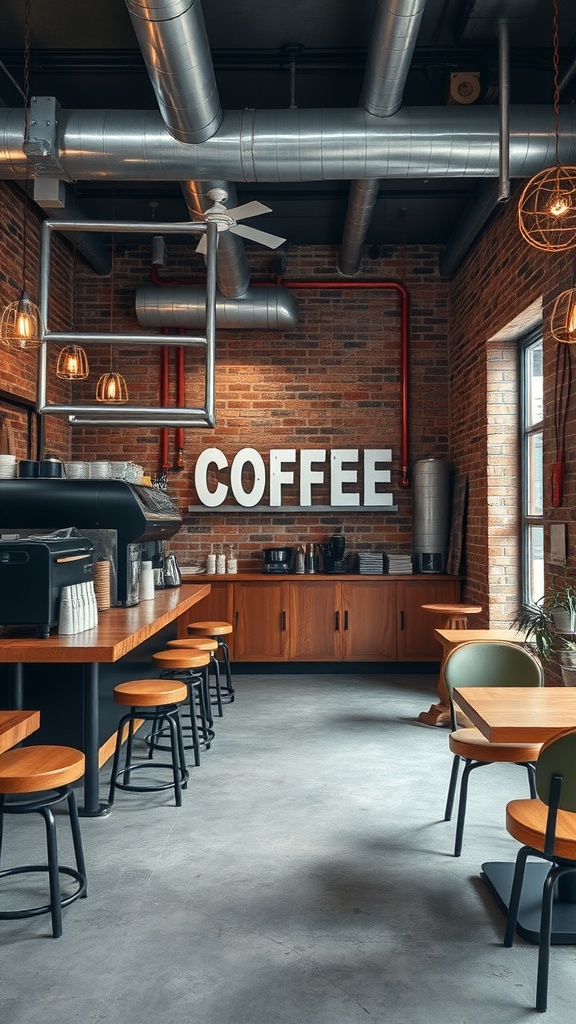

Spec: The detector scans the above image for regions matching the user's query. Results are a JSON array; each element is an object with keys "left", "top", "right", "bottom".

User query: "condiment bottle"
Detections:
[
  {"left": 295, "top": 545, "right": 306, "bottom": 573},
  {"left": 307, "top": 541, "right": 316, "bottom": 574},
  {"left": 226, "top": 543, "right": 238, "bottom": 574},
  {"left": 216, "top": 543, "right": 226, "bottom": 574},
  {"left": 206, "top": 547, "right": 216, "bottom": 574},
  {"left": 140, "top": 560, "right": 155, "bottom": 600}
]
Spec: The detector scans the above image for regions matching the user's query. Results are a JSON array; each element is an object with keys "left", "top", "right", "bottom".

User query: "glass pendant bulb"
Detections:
[{"left": 551, "top": 286, "right": 576, "bottom": 343}]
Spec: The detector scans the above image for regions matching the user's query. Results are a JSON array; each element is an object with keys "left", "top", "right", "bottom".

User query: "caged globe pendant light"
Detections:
[
  {"left": 551, "top": 265, "right": 576, "bottom": 343},
  {"left": 0, "top": 0, "right": 41, "bottom": 349},
  {"left": 518, "top": 0, "right": 576, "bottom": 252}
]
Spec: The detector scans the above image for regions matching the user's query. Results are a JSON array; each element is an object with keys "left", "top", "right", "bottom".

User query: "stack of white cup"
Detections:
[{"left": 58, "top": 581, "right": 99, "bottom": 635}]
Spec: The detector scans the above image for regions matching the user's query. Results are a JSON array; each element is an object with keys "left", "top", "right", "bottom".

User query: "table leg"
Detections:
[
  {"left": 10, "top": 663, "right": 24, "bottom": 710},
  {"left": 79, "top": 663, "right": 111, "bottom": 817},
  {"left": 417, "top": 655, "right": 452, "bottom": 726}
]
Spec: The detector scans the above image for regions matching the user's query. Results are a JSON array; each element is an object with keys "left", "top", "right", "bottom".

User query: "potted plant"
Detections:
[{"left": 513, "top": 583, "right": 576, "bottom": 685}]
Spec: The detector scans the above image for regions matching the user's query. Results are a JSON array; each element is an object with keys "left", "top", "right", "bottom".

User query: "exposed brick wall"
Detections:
[{"left": 66, "top": 242, "right": 451, "bottom": 569}]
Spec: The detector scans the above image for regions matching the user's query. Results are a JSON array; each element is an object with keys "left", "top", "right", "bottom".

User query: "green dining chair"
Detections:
[
  {"left": 443, "top": 640, "right": 544, "bottom": 857},
  {"left": 504, "top": 727, "right": 576, "bottom": 1012}
]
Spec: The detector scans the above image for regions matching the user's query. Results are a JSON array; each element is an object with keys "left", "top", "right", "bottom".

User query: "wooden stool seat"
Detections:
[
  {"left": 187, "top": 621, "right": 233, "bottom": 637},
  {"left": 0, "top": 745, "right": 85, "bottom": 793},
  {"left": 108, "top": 678, "right": 189, "bottom": 807},
  {"left": 418, "top": 603, "right": 483, "bottom": 727},
  {"left": 167, "top": 637, "right": 218, "bottom": 653},
  {"left": 0, "top": 745, "right": 87, "bottom": 938},
  {"left": 113, "top": 677, "right": 188, "bottom": 707},
  {"left": 152, "top": 650, "right": 211, "bottom": 671}
]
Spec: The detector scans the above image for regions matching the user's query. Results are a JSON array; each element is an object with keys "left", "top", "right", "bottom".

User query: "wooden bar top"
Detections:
[
  {"left": 0, "top": 709, "right": 41, "bottom": 753},
  {"left": 0, "top": 583, "right": 210, "bottom": 664},
  {"left": 452, "top": 687, "right": 576, "bottom": 743}
]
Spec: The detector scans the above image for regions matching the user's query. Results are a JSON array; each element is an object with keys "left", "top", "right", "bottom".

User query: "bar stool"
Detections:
[
  {"left": 167, "top": 637, "right": 224, "bottom": 718},
  {"left": 108, "top": 678, "right": 189, "bottom": 807},
  {"left": 0, "top": 745, "right": 87, "bottom": 938},
  {"left": 187, "top": 621, "right": 235, "bottom": 704},
  {"left": 150, "top": 649, "right": 214, "bottom": 765},
  {"left": 417, "top": 603, "right": 483, "bottom": 727}
]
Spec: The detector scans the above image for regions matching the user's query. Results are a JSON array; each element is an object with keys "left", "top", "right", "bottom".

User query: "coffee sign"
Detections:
[{"left": 193, "top": 447, "right": 393, "bottom": 508}]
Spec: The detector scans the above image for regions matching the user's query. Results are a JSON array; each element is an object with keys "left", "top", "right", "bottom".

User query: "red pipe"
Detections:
[{"left": 149, "top": 266, "right": 411, "bottom": 488}]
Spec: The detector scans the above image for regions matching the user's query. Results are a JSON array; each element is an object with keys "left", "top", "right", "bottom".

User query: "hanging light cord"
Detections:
[
  {"left": 552, "top": 0, "right": 560, "bottom": 165},
  {"left": 21, "top": 0, "right": 32, "bottom": 293}
]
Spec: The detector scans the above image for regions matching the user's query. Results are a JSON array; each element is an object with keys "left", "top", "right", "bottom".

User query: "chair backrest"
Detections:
[
  {"left": 443, "top": 641, "right": 543, "bottom": 699},
  {"left": 536, "top": 728, "right": 576, "bottom": 812}
]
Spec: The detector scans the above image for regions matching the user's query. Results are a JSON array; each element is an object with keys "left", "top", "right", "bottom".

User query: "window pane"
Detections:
[
  {"left": 527, "top": 525, "right": 544, "bottom": 606},
  {"left": 526, "top": 431, "right": 543, "bottom": 515},
  {"left": 525, "top": 343, "right": 543, "bottom": 428}
]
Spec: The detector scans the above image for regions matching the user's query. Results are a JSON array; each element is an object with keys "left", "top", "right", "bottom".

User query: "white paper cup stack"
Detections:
[
  {"left": 0, "top": 454, "right": 16, "bottom": 479},
  {"left": 93, "top": 560, "right": 111, "bottom": 610}
]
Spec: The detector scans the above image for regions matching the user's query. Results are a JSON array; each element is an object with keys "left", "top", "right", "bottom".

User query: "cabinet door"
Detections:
[
  {"left": 341, "top": 581, "right": 396, "bottom": 660},
  {"left": 396, "top": 579, "right": 461, "bottom": 660},
  {"left": 177, "top": 582, "right": 232, "bottom": 639},
  {"left": 233, "top": 581, "right": 288, "bottom": 661},
  {"left": 288, "top": 581, "right": 340, "bottom": 660}
]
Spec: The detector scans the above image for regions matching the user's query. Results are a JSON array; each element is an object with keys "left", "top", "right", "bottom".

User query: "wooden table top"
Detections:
[
  {"left": 0, "top": 710, "right": 40, "bottom": 753},
  {"left": 0, "top": 583, "right": 210, "bottom": 664},
  {"left": 452, "top": 687, "right": 576, "bottom": 743},
  {"left": 435, "top": 627, "right": 525, "bottom": 651}
]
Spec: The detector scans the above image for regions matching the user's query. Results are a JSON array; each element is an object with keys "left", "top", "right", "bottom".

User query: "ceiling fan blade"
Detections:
[
  {"left": 195, "top": 235, "right": 208, "bottom": 254},
  {"left": 226, "top": 200, "right": 272, "bottom": 221},
  {"left": 231, "top": 224, "right": 286, "bottom": 249}
]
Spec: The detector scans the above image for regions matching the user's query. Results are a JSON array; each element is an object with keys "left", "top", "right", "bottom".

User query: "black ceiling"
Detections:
[{"left": 1, "top": 0, "right": 576, "bottom": 256}]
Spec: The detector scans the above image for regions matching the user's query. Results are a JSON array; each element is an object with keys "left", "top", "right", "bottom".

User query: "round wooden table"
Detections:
[{"left": 417, "top": 603, "right": 482, "bottom": 727}]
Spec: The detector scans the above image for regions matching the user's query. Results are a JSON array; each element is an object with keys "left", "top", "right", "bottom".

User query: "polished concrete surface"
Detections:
[{"left": 1, "top": 672, "right": 575, "bottom": 1022}]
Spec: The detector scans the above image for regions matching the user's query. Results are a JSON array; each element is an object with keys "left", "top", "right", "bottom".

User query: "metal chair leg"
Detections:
[
  {"left": 503, "top": 845, "right": 531, "bottom": 947},
  {"left": 444, "top": 755, "right": 460, "bottom": 821},
  {"left": 453, "top": 759, "right": 484, "bottom": 857},
  {"left": 41, "top": 804, "right": 63, "bottom": 938}
]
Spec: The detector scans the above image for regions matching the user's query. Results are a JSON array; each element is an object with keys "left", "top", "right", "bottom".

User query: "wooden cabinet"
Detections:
[
  {"left": 179, "top": 574, "right": 460, "bottom": 663},
  {"left": 288, "top": 581, "right": 340, "bottom": 660},
  {"left": 233, "top": 581, "right": 288, "bottom": 661},
  {"left": 396, "top": 578, "right": 461, "bottom": 660}
]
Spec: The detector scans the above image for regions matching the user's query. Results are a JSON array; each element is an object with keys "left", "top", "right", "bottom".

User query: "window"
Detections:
[{"left": 520, "top": 330, "right": 544, "bottom": 606}]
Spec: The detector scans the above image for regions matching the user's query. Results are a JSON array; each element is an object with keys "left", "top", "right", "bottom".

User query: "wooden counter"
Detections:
[
  {"left": 0, "top": 584, "right": 210, "bottom": 816},
  {"left": 0, "top": 709, "right": 40, "bottom": 754}
]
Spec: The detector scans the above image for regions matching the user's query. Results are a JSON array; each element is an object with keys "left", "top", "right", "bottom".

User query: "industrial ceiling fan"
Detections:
[{"left": 195, "top": 188, "right": 286, "bottom": 253}]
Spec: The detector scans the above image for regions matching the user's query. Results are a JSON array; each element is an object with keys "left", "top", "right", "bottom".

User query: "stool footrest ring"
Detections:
[{"left": 0, "top": 864, "right": 87, "bottom": 919}]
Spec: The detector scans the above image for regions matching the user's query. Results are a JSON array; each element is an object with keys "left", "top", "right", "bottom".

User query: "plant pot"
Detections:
[
  {"left": 551, "top": 608, "right": 576, "bottom": 635},
  {"left": 561, "top": 663, "right": 576, "bottom": 686}
]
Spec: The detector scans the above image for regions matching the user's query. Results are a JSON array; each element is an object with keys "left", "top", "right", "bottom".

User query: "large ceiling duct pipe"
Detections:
[
  {"left": 136, "top": 284, "right": 299, "bottom": 331},
  {"left": 181, "top": 180, "right": 251, "bottom": 299},
  {"left": 124, "top": 0, "right": 222, "bottom": 144},
  {"left": 2, "top": 106, "right": 576, "bottom": 181},
  {"left": 338, "top": 0, "right": 427, "bottom": 277}
]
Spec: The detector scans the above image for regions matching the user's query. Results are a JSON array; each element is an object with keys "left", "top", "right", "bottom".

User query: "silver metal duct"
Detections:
[
  {"left": 136, "top": 284, "right": 299, "bottom": 331},
  {"left": 338, "top": 0, "right": 427, "bottom": 277},
  {"left": 34, "top": 182, "right": 111, "bottom": 276},
  {"left": 2, "top": 105, "right": 570, "bottom": 182},
  {"left": 181, "top": 180, "right": 251, "bottom": 299},
  {"left": 124, "top": 0, "right": 222, "bottom": 144}
]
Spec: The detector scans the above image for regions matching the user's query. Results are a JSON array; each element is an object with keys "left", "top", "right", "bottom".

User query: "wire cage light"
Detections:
[
  {"left": 551, "top": 283, "right": 576, "bottom": 343},
  {"left": 56, "top": 344, "right": 90, "bottom": 380},
  {"left": 518, "top": 0, "right": 576, "bottom": 252},
  {"left": 96, "top": 370, "right": 129, "bottom": 404}
]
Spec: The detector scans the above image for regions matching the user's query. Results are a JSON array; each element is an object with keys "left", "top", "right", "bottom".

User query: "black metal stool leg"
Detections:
[
  {"left": 218, "top": 639, "right": 235, "bottom": 703},
  {"left": 41, "top": 804, "right": 63, "bottom": 938},
  {"left": 209, "top": 655, "right": 224, "bottom": 717},
  {"left": 67, "top": 790, "right": 87, "bottom": 898}
]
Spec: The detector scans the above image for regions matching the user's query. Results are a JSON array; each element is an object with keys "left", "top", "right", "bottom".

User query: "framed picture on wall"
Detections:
[{"left": 447, "top": 474, "right": 468, "bottom": 576}]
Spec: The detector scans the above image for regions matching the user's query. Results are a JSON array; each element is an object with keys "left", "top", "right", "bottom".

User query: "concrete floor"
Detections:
[{"left": 1, "top": 672, "right": 575, "bottom": 1023}]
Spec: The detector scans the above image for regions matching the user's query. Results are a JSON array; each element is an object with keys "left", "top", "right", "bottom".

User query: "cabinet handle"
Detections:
[
  {"left": 344, "top": 609, "right": 349, "bottom": 631},
  {"left": 235, "top": 609, "right": 239, "bottom": 627},
  {"left": 400, "top": 610, "right": 404, "bottom": 630},
  {"left": 282, "top": 610, "right": 287, "bottom": 631},
  {"left": 335, "top": 610, "right": 340, "bottom": 631}
]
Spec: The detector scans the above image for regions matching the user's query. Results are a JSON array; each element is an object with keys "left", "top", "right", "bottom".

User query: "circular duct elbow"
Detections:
[{"left": 135, "top": 285, "right": 299, "bottom": 331}]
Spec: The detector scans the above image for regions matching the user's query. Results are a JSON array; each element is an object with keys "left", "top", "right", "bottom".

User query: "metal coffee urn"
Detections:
[{"left": 412, "top": 457, "right": 451, "bottom": 573}]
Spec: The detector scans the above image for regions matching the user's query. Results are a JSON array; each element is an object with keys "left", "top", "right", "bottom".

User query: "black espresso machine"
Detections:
[
  {"left": 0, "top": 479, "right": 182, "bottom": 606},
  {"left": 0, "top": 536, "right": 94, "bottom": 637}
]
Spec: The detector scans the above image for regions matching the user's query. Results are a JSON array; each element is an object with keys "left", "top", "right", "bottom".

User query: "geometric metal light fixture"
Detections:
[
  {"left": 0, "top": 0, "right": 41, "bottom": 349},
  {"left": 518, "top": 0, "right": 576, "bottom": 252},
  {"left": 95, "top": 208, "right": 128, "bottom": 404}
]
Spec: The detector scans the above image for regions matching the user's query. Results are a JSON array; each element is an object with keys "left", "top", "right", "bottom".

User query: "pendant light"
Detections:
[
  {"left": 96, "top": 210, "right": 128, "bottom": 404},
  {"left": 56, "top": 185, "right": 89, "bottom": 379},
  {"left": 518, "top": 0, "right": 576, "bottom": 252},
  {"left": 551, "top": 266, "right": 576, "bottom": 343},
  {"left": 0, "top": 0, "right": 41, "bottom": 349}
]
